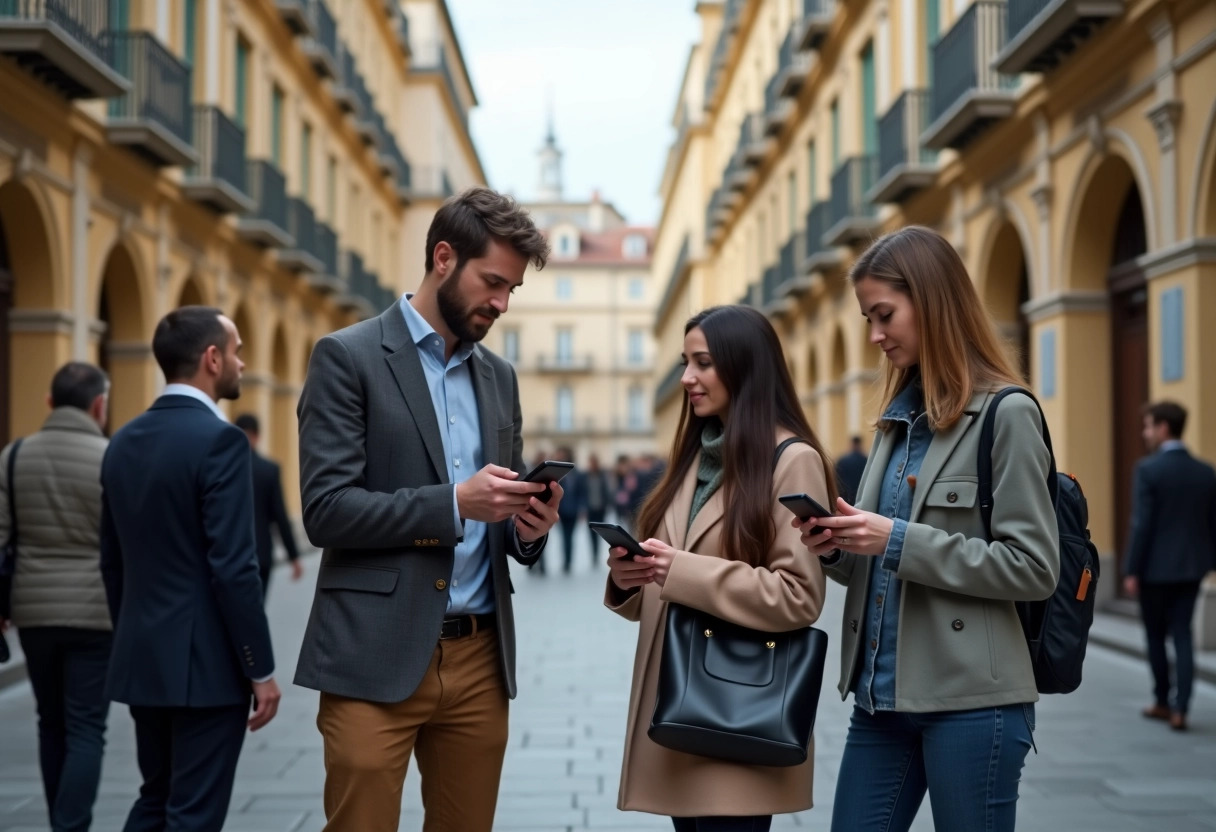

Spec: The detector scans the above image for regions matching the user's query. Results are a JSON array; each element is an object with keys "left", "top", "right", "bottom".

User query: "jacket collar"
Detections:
[
  {"left": 661, "top": 452, "right": 723, "bottom": 553},
  {"left": 41, "top": 406, "right": 104, "bottom": 437}
]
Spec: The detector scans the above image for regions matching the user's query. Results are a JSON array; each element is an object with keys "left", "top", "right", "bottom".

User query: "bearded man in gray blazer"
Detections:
[{"left": 295, "top": 187, "right": 561, "bottom": 832}]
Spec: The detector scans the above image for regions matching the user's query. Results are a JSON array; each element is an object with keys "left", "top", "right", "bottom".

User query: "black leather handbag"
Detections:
[{"left": 647, "top": 438, "right": 829, "bottom": 767}]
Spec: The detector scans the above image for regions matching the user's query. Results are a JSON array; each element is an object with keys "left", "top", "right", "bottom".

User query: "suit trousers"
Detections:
[
  {"left": 1139, "top": 580, "right": 1201, "bottom": 714},
  {"left": 124, "top": 703, "right": 249, "bottom": 832},
  {"left": 317, "top": 624, "right": 509, "bottom": 832}
]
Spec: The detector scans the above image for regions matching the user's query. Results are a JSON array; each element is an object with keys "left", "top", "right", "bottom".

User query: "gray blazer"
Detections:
[
  {"left": 824, "top": 390, "right": 1060, "bottom": 712},
  {"left": 294, "top": 305, "right": 543, "bottom": 703}
]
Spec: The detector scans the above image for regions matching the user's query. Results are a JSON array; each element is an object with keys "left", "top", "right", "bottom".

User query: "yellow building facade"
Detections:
[
  {"left": 652, "top": 0, "right": 1216, "bottom": 612},
  {"left": 0, "top": 0, "right": 485, "bottom": 513}
]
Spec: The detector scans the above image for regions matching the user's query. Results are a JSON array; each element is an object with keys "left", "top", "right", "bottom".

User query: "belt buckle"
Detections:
[{"left": 439, "top": 615, "right": 468, "bottom": 640}]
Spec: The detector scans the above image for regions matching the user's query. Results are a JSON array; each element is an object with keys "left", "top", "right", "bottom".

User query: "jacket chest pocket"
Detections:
[{"left": 924, "top": 478, "right": 978, "bottom": 509}]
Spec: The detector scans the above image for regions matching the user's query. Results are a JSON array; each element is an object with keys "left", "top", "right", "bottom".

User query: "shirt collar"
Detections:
[
  {"left": 1159, "top": 439, "right": 1186, "bottom": 453},
  {"left": 881, "top": 377, "right": 925, "bottom": 422},
  {"left": 399, "top": 293, "right": 475, "bottom": 364},
  {"left": 160, "top": 383, "right": 228, "bottom": 422}
]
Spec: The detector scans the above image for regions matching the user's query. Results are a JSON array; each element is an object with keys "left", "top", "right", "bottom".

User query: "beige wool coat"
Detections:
[{"left": 604, "top": 436, "right": 829, "bottom": 817}]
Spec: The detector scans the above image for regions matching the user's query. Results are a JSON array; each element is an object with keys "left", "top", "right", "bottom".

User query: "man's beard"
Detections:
[
  {"left": 217, "top": 363, "right": 241, "bottom": 401},
  {"left": 437, "top": 268, "right": 499, "bottom": 343}
]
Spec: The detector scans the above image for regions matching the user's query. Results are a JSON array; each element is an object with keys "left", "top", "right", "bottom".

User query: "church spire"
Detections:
[{"left": 537, "top": 105, "right": 563, "bottom": 201}]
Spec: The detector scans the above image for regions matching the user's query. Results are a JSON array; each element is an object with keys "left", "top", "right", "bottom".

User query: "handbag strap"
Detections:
[
  {"left": 773, "top": 437, "right": 808, "bottom": 469},
  {"left": 4, "top": 437, "right": 22, "bottom": 551}
]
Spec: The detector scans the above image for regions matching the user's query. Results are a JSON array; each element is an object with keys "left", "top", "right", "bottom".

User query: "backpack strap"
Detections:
[
  {"left": 977, "top": 388, "right": 1058, "bottom": 540},
  {"left": 773, "top": 437, "right": 808, "bottom": 469}
]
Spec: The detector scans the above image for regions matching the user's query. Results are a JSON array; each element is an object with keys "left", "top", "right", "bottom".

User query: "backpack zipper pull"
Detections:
[{"left": 1075, "top": 567, "right": 1093, "bottom": 602}]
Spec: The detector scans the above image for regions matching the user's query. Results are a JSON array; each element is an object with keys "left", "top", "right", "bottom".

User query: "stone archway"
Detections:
[
  {"left": 97, "top": 241, "right": 152, "bottom": 430},
  {"left": 982, "top": 221, "right": 1031, "bottom": 382},
  {"left": 0, "top": 178, "right": 60, "bottom": 440},
  {"left": 177, "top": 274, "right": 207, "bottom": 307}
]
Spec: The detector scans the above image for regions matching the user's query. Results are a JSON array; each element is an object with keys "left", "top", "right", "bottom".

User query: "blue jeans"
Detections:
[{"left": 830, "top": 704, "right": 1035, "bottom": 832}]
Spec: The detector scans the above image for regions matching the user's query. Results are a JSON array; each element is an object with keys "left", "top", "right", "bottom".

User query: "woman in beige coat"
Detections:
[{"left": 604, "top": 305, "right": 833, "bottom": 832}]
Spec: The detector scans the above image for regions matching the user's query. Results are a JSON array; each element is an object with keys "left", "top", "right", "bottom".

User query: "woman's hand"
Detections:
[
  {"left": 794, "top": 497, "right": 894, "bottom": 557},
  {"left": 608, "top": 546, "right": 656, "bottom": 591},
  {"left": 634, "top": 539, "right": 677, "bottom": 586}
]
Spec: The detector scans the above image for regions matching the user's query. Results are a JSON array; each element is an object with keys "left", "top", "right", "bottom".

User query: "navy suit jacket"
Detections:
[
  {"left": 250, "top": 451, "right": 300, "bottom": 573},
  {"left": 100, "top": 395, "right": 274, "bottom": 708},
  {"left": 1123, "top": 447, "right": 1216, "bottom": 584}
]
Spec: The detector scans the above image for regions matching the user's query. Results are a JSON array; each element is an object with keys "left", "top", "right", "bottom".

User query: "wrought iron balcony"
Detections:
[
  {"left": 106, "top": 31, "right": 195, "bottom": 167},
  {"left": 797, "top": 0, "right": 836, "bottom": 51},
  {"left": 869, "top": 89, "right": 936, "bottom": 204},
  {"left": 299, "top": 0, "right": 337, "bottom": 79},
  {"left": 236, "top": 160, "right": 293, "bottom": 248},
  {"left": 183, "top": 106, "right": 254, "bottom": 214},
  {"left": 338, "top": 250, "right": 393, "bottom": 318},
  {"left": 537, "top": 354, "right": 595, "bottom": 373},
  {"left": 995, "top": 0, "right": 1123, "bottom": 74},
  {"left": 0, "top": 0, "right": 127, "bottom": 98},
  {"left": 275, "top": 0, "right": 315, "bottom": 36},
  {"left": 776, "top": 26, "right": 811, "bottom": 97},
  {"left": 279, "top": 197, "right": 324, "bottom": 273},
  {"left": 412, "top": 45, "right": 468, "bottom": 130},
  {"left": 387, "top": 1, "right": 410, "bottom": 56},
  {"left": 760, "top": 262, "right": 793, "bottom": 316},
  {"left": 331, "top": 42, "right": 357, "bottom": 112},
  {"left": 740, "top": 112, "right": 772, "bottom": 166},
  {"left": 705, "top": 187, "right": 730, "bottom": 243},
  {"left": 777, "top": 232, "right": 813, "bottom": 298},
  {"left": 922, "top": 0, "right": 1017, "bottom": 151},
  {"left": 349, "top": 69, "right": 377, "bottom": 145},
  {"left": 763, "top": 71, "right": 793, "bottom": 135},
  {"left": 305, "top": 221, "right": 343, "bottom": 294},
  {"left": 803, "top": 201, "right": 843, "bottom": 274},
  {"left": 825, "top": 155, "right": 880, "bottom": 246},
  {"left": 655, "top": 359, "right": 685, "bottom": 407}
]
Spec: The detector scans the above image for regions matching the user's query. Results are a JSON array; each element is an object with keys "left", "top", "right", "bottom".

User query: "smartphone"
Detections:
[
  {"left": 588, "top": 522, "right": 648, "bottom": 561},
  {"left": 778, "top": 493, "right": 834, "bottom": 536},
  {"left": 521, "top": 460, "right": 575, "bottom": 503}
]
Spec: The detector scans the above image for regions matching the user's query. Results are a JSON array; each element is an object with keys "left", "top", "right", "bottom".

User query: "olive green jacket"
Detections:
[{"left": 824, "top": 389, "right": 1059, "bottom": 712}]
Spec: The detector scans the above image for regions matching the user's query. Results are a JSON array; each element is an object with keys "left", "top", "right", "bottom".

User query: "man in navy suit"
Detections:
[
  {"left": 1123, "top": 401, "right": 1216, "bottom": 732},
  {"left": 233, "top": 413, "right": 304, "bottom": 601},
  {"left": 100, "top": 306, "right": 281, "bottom": 831}
]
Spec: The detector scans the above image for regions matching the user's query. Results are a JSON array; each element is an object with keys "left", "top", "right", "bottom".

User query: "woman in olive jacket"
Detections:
[
  {"left": 605, "top": 305, "right": 833, "bottom": 832},
  {"left": 794, "top": 226, "right": 1060, "bottom": 832}
]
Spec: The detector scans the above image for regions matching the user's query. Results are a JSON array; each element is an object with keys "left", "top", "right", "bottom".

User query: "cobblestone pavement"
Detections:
[{"left": 2, "top": 529, "right": 1214, "bottom": 831}]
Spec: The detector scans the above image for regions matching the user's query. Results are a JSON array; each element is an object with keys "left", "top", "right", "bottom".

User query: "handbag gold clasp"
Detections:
[
  {"left": 704, "top": 629, "right": 713, "bottom": 638},
  {"left": 766, "top": 641, "right": 776, "bottom": 649}
]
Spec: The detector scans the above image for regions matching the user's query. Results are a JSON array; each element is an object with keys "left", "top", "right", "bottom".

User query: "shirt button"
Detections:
[
  {"left": 876, "top": 595, "right": 883, "bottom": 605},
  {"left": 435, "top": 579, "right": 447, "bottom": 591},
  {"left": 452, "top": 579, "right": 459, "bottom": 588},
  {"left": 454, "top": 459, "right": 461, "bottom": 468},
  {"left": 449, "top": 416, "right": 456, "bottom": 424}
]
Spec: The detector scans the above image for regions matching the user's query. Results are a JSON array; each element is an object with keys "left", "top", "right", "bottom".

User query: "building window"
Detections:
[
  {"left": 183, "top": 0, "right": 198, "bottom": 68},
  {"left": 556, "top": 386, "right": 574, "bottom": 431},
  {"left": 300, "top": 122, "right": 312, "bottom": 200},
  {"left": 234, "top": 37, "right": 250, "bottom": 129},
  {"left": 830, "top": 99, "right": 840, "bottom": 169},
  {"left": 556, "top": 276, "right": 572, "bottom": 300},
  {"left": 556, "top": 328, "right": 573, "bottom": 363},
  {"left": 503, "top": 329, "right": 519, "bottom": 363},
  {"left": 557, "top": 232, "right": 578, "bottom": 258},
  {"left": 627, "top": 328, "right": 644, "bottom": 365},
  {"left": 271, "top": 85, "right": 285, "bottom": 167},
  {"left": 628, "top": 386, "right": 646, "bottom": 430},
  {"left": 623, "top": 233, "right": 647, "bottom": 258},
  {"left": 327, "top": 155, "right": 337, "bottom": 222},
  {"left": 628, "top": 278, "right": 644, "bottom": 300}
]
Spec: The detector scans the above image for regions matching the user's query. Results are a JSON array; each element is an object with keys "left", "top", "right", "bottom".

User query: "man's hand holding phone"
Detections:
[{"left": 456, "top": 465, "right": 547, "bottom": 523}]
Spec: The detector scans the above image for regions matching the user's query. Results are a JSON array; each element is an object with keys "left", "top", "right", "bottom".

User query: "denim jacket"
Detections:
[{"left": 853, "top": 381, "right": 933, "bottom": 713}]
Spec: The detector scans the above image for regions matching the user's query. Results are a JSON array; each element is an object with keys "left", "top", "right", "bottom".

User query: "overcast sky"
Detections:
[{"left": 447, "top": 1, "right": 701, "bottom": 226}]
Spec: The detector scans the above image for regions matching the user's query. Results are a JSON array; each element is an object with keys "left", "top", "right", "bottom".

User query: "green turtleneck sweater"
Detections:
[{"left": 688, "top": 420, "right": 725, "bottom": 530}]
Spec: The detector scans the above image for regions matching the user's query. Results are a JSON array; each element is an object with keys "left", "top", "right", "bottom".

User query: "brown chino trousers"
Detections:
[{"left": 317, "top": 625, "right": 509, "bottom": 832}]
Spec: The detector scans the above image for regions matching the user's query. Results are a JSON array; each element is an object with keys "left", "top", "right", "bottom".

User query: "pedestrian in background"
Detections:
[
  {"left": 233, "top": 413, "right": 304, "bottom": 601},
  {"left": 606, "top": 305, "right": 831, "bottom": 831},
  {"left": 583, "top": 453, "right": 610, "bottom": 565},
  {"left": 835, "top": 435, "right": 867, "bottom": 504},
  {"left": 554, "top": 446, "right": 585, "bottom": 574},
  {"left": 1122, "top": 400, "right": 1216, "bottom": 732},
  {"left": 101, "top": 307, "right": 280, "bottom": 831},
  {"left": 0, "top": 362, "right": 112, "bottom": 832},
  {"left": 797, "top": 226, "right": 1059, "bottom": 832},
  {"left": 613, "top": 454, "right": 637, "bottom": 532}
]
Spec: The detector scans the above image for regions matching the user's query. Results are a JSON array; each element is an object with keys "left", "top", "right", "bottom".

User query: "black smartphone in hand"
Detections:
[
  {"left": 589, "top": 522, "right": 647, "bottom": 561},
  {"left": 521, "top": 460, "right": 575, "bottom": 503},
  {"left": 778, "top": 493, "right": 834, "bottom": 536}
]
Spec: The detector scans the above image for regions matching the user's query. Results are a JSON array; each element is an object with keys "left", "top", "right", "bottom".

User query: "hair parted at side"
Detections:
[
  {"left": 152, "top": 305, "right": 228, "bottom": 382},
  {"left": 1143, "top": 400, "right": 1187, "bottom": 439},
  {"left": 849, "top": 226, "right": 1024, "bottom": 430},
  {"left": 424, "top": 187, "right": 550, "bottom": 273},
  {"left": 635, "top": 305, "right": 838, "bottom": 567},
  {"left": 50, "top": 362, "right": 109, "bottom": 411}
]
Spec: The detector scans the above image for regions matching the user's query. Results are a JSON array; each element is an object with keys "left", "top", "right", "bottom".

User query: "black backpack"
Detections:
[{"left": 977, "top": 388, "right": 1099, "bottom": 695}]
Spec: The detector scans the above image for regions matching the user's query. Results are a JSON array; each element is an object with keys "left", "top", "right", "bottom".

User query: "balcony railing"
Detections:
[
  {"left": 106, "top": 31, "right": 195, "bottom": 167},
  {"left": 537, "top": 354, "right": 595, "bottom": 373},
  {"left": 349, "top": 68, "right": 377, "bottom": 144},
  {"left": 995, "top": 0, "right": 1123, "bottom": 74},
  {"left": 803, "top": 201, "right": 842, "bottom": 274},
  {"left": 279, "top": 197, "right": 324, "bottom": 273},
  {"left": 703, "top": 0, "right": 745, "bottom": 108},
  {"left": 797, "top": 0, "right": 836, "bottom": 51},
  {"left": 870, "top": 89, "right": 936, "bottom": 204},
  {"left": 825, "top": 155, "right": 880, "bottom": 246},
  {"left": 388, "top": 1, "right": 409, "bottom": 55},
  {"left": 407, "top": 166, "right": 454, "bottom": 201},
  {"left": 306, "top": 221, "right": 343, "bottom": 294},
  {"left": 299, "top": 0, "right": 337, "bottom": 79},
  {"left": 413, "top": 44, "right": 468, "bottom": 130},
  {"left": 763, "top": 71, "right": 792, "bottom": 135},
  {"left": 183, "top": 105, "right": 253, "bottom": 214},
  {"left": 775, "top": 26, "right": 810, "bottom": 97},
  {"left": 739, "top": 112, "right": 771, "bottom": 167},
  {"left": 236, "top": 160, "right": 293, "bottom": 248},
  {"left": 0, "top": 0, "right": 127, "bottom": 98},
  {"left": 332, "top": 42, "right": 357, "bottom": 112},
  {"left": 339, "top": 251, "right": 394, "bottom": 318},
  {"left": 923, "top": 0, "right": 1016, "bottom": 151},
  {"left": 777, "top": 232, "right": 812, "bottom": 298}
]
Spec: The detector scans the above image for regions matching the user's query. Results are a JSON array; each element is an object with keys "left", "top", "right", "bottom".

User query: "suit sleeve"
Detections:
[
  {"left": 201, "top": 427, "right": 275, "bottom": 680},
  {"left": 99, "top": 482, "right": 123, "bottom": 627},
  {"left": 504, "top": 362, "right": 545, "bottom": 565},
  {"left": 1122, "top": 460, "right": 1154, "bottom": 579},
  {"left": 268, "top": 462, "right": 301, "bottom": 562},
  {"left": 300, "top": 335, "right": 461, "bottom": 550},
  {"left": 895, "top": 395, "right": 1060, "bottom": 601}
]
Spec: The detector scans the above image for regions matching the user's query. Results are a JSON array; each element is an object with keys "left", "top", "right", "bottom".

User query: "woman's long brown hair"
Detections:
[
  {"left": 849, "top": 226, "right": 1025, "bottom": 431},
  {"left": 635, "top": 306, "right": 837, "bottom": 566}
]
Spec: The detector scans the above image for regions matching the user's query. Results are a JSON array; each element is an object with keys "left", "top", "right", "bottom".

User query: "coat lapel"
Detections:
[
  {"left": 662, "top": 458, "right": 700, "bottom": 550},
  {"left": 909, "top": 390, "right": 990, "bottom": 519},
  {"left": 381, "top": 307, "right": 449, "bottom": 483},
  {"left": 468, "top": 347, "right": 499, "bottom": 467}
]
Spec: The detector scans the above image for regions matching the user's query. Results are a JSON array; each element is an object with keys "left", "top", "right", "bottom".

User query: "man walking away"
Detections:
[
  {"left": 1123, "top": 401, "right": 1216, "bottom": 732},
  {"left": 234, "top": 413, "right": 304, "bottom": 601},
  {"left": 0, "top": 362, "right": 112, "bottom": 832},
  {"left": 101, "top": 306, "right": 280, "bottom": 831},
  {"left": 835, "top": 436, "right": 867, "bottom": 504},
  {"left": 554, "top": 446, "right": 585, "bottom": 574},
  {"left": 583, "top": 454, "right": 610, "bottom": 566}
]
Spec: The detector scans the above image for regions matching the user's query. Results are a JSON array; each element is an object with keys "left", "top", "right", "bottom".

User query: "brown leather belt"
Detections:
[{"left": 439, "top": 613, "right": 495, "bottom": 640}]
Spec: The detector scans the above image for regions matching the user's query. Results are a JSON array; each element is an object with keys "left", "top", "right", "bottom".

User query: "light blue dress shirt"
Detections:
[
  {"left": 399, "top": 294, "right": 494, "bottom": 615},
  {"left": 160, "top": 383, "right": 228, "bottom": 421},
  {"left": 853, "top": 380, "right": 932, "bottom": 713}
]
